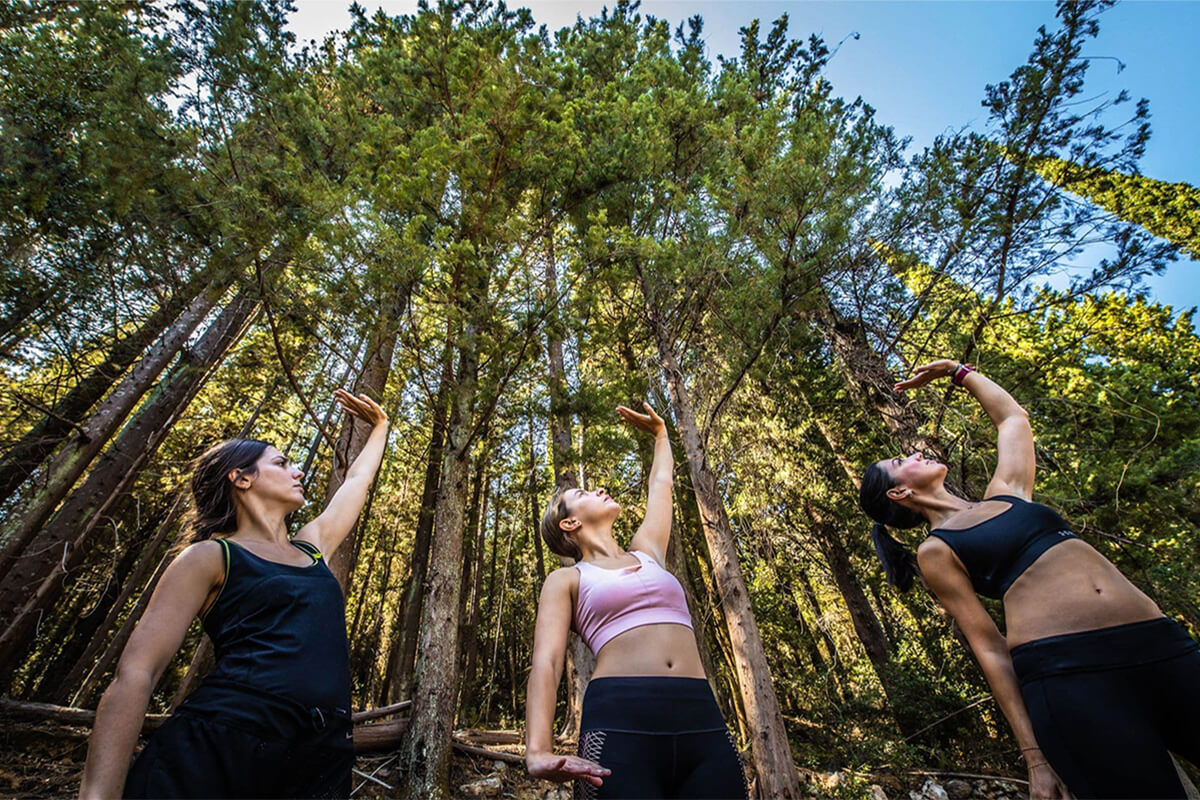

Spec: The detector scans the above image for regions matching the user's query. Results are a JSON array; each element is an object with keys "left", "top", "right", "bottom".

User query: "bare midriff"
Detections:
[
  {"left": 591, "top": 623, "right": 706, "bottom": 679},
  {"left": 1003, "top": 539, "right": 1163, "bottom": 648}
]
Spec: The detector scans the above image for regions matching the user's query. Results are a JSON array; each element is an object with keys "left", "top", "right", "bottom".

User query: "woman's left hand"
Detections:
[
  {"left": 335, "top": 389, "right": 388, "bottom": 429},
  {"left": 617, "top": 402, "right": 666, "bottom": 438},
  {"left": 893, "top": 359, "right": 957, "bottom": 393}
]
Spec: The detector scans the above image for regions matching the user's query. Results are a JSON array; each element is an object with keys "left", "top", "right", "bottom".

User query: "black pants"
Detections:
[
  {"left": 574, "top": 677, "right": 748, "bottom": 800},
  {"left": 124, "top": 682, "right": 354, "bottom": 799},
  {"left": 1012, "top": 617, "right": 1200, "bottom": 800}
]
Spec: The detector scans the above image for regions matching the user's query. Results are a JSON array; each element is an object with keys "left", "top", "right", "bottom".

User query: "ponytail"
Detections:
[
  {"left": 860, "top": 461, "right": 925, "bottom": 592},
  {"left": 871, "top": 522, "right": 919, "bottom": 592}
]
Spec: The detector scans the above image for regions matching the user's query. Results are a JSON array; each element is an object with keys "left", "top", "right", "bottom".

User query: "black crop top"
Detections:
[{"left": 928, "top": 494, "right": 1079, "bottom": 600}]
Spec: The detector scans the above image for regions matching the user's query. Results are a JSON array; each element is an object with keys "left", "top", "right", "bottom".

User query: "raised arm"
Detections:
[
  {"left": 525, "top": 568, "right": 609, "bottom": 786},
  {"left": 895, "top": 360, "right": 1034, "bottom": 500},
  {"left": 918, "top": 540, "right": 1073, "bottom": 800},
  {"left": 79, "top": 541, "right": 224, "bottom": 800},
  {"left": 296, "top": 390, "right": 388, "bottom": 556},
  {"left": 622, "top": 403, "right": 673, "bottom": 566}
]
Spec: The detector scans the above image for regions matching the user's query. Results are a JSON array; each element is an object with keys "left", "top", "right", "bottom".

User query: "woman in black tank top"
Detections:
[
  {"left": 80, "top": 390, "right": 389, "bottom": 799},
  {"left": 858, "top": 360, "right": 1200, "bottom": 800}
]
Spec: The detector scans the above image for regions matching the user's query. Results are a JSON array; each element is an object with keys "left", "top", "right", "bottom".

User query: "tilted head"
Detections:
[
  {"left": 539, "top": 486, "right": 622, "bottom": 560},
  {"left": 858, "top": 453, "right": 943, "bottom": 591},
  {"left": 188, "top": 439, "right": 305, "bottom": 542}
]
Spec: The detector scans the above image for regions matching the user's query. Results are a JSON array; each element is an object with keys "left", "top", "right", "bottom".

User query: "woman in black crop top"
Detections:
[
  {"left": 80, "top": 390, "right": 388, "bottom": 799},
  {"left": 859, "top": 360, "right": 1200, "bottom": 800}
]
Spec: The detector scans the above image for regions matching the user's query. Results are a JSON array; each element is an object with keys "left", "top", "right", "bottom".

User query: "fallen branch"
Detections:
[
  {"left": 453, "top": 740, "right": 525, "bottom": 765},
  {"left": 352, "top": 700, "right": 411, "bottom": 723},
  {"left": 0, "top": 699, "right": 167, "bottom": 731},
  {"left": 905, "top": 770, "right": 1028, "bottom": 787}
]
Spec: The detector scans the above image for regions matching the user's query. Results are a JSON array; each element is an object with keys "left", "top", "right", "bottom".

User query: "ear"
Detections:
[
  {"left": 228, "top": 468, "right": 254, "bottom": 490},
  {"left": 885, "top": 485, "right": 911, "bottom": 503},
  {"left": 558, "top": 516, "right": 581, "bottom": 533}
]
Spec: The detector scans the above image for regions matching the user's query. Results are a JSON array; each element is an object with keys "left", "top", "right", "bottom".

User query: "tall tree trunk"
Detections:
[
  {"left": 71, "top": 550, "right": 171, "bottom": 708},
  {"left": 460, "top": 477, "right": 490, "bottom": 700},
  {"left": 0, "top": 282, "right": 226, "bottom": 580},
  {"left": 0, "top": 253, "right": 280, "bottom": 679},
  {"left": 325, "top": 309, "right": 401, "bottom": 591},
  {"left": 398, "top": 330, "right": 480, "bottom": 799},
  {"left": 398, "top": 241, "right": 495, "bottom": 795},
  {"left": 0, "top": 274, "right": 218, "bottom": 506},
  {"left": 382, "top": 356, "right": 451, "bottom": 704},
  {"left": 647, "top": 320, "right": 800, "bottom": 799}
]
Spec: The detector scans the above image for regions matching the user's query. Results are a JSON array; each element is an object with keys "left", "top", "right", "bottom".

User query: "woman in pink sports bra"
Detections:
[{"left": 524, "top": 403, "right": 748, "bottom": 800}]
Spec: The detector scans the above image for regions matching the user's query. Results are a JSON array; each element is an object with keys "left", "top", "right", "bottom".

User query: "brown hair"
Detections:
[
  {"left": 540, "top": 488, "right": 582, "bottom": 560},
  {"left": 185, "top": 438, "right": 271, "bottom": 544}
]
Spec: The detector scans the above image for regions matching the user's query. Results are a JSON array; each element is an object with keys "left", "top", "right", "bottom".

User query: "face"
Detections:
[
  {"left": 559, "top": 486, "right": 621, "bottom": 531},
  {"left": 877, "top": 452, "right": 946, "bottom": 499},
  {"left": 237, "top": 446, "right": 306, "bottom": 511}
]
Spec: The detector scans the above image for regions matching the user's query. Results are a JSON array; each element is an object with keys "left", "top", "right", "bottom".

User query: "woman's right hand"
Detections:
[
  {"left": 893, "top": 359, "right": 957, "bottom": 393},
  {"left": 1028, "top": 760, "right": 1074, "bottom": 799},
  {"left": 617, "top": 402, "right": 667, "bottom": 438},
  {"left": 526, "top": 751, "right": 611, "bottom": 786}
]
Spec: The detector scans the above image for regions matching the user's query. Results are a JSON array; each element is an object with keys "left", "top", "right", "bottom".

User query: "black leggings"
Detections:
[
  {"left": 574, "top": 677, "right": 748, "bottom": 800},
  {"left": 1012, "top": 617, "right": 1200, "bottom": 800}
]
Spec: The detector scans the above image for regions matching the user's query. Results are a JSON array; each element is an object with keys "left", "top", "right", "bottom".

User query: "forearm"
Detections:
[
  {"left": 524, "top": 662, "right": 562, "bottom": 757},
  {"left": 976, "top": 647, "right": 1041, "bottom": 753},
  {"left": 648, "top": 430, "right": 673, "bottom": 485},
  {"left": 80, "top": 672, "right": 153, "bottom": 799},
  {"left": 961, "top": 370, "right": 1027, "bottom": 429},
  {"left": 345, "top": 423, "right": 388, "bottom": 483}
]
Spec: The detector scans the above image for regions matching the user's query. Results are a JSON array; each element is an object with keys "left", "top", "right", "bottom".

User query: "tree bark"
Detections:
[
  {"left": 382, "top": 357, "right": 450, "bottom": 704},
  {"left": 325, "top": 307, "right": 401, "bottom": 591},
  {"left": 0, "top": 248, "right": 283, "bottom": 678},
  {"left": 647, "top": 320, "right": 800, "bottom": 798},
  {"left": 0, "top": 282, "right": 225, "bottom": 581},
  {"left": 398, "top": 290, "right": 483, "bottom": 798},
  {"left": 0, "top": 274, "right": 218, "bottom": 506}
]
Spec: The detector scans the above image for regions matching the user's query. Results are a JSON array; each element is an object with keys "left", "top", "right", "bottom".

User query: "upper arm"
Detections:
[
  {"left": 295, "top": 480, "right": 364, "bottom": 556},
  {"left": 986, "top": 413, "right": 1034, "bottom": 501},
  {"left": 629, "top": 476, "right": 672, "bottom": 566},
  {"left": 115, "top": 541, "right": 224, "bottom": 684},
  {"left": 530, "top": 568, "right": 576, "bottom": 674},
  {"left": 918, "top": 539, "right": 1006, "bottom": 659}
]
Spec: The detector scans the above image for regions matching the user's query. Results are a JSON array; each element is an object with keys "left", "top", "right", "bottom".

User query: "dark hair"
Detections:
[
  {"left": 859, "top": 462, "right": 924, "bottom": 591},
  {"left": 540, "top": 488, "right": 582, "bottom": 561},
  {"left": 187, "top": 439, "right": 271, "bottom": 544}
]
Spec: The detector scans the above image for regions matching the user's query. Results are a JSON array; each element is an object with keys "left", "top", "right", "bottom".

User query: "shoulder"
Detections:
[
  {"left": 544, "top": 566, "right": 579, "bottom": 591},
  {"left": 173, "top": 539, "right": 226, "bottom": 573},
  {"left": 916, "top": 536, "right": 958, "bottom": 573}
]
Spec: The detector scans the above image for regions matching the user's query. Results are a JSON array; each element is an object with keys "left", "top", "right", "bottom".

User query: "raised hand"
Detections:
[
  {"left": 893, "top": 359, "right": 957, "bottom": 393},
  {"left": 526, "top": 751, "right": 611, "bottom": 786},
  {"left": 616, "top": 402, "right": 666, "bottom": 438},
  {"left": 334, "top": 389, "right": 388, "bottom": 429}
]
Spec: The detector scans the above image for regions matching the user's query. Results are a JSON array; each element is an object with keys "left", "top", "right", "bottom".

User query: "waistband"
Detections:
[
  {"left": 1011, "top": 617, "right": 1198, "bottom": 684},
  {"left": 580, "top": 676, "right": 727, "bottom": 735},
  {"left": 176, "top": 678, "right": 351, "bottom": 740}
]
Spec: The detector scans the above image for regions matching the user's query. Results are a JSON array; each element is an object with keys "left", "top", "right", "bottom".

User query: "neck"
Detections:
[
  {"left": 234, "top": 504, "right": 291, "bottom": 545},
  {"left": 915, "top": 487, "right": 973, "bottom": 530},
  {"left": 577, "top": 526, "right": 623, "bottom": 561}
]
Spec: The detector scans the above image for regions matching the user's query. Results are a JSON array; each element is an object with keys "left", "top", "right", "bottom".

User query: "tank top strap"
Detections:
[
  {"left": 290, "top": 539, "right": 323, "bottom": 563},
  {"left": 200, "top": 538, "right": 233, "bottom": 624}
]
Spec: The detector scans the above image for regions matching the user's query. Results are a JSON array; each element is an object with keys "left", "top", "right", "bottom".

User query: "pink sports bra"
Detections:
[{"left": 573, "top": 550, "right": 693, "bottom": 656}]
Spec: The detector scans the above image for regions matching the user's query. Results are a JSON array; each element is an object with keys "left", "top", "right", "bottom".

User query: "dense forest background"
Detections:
[{"left": 1, "top": 0, "right": 1197, "bottom": 797}]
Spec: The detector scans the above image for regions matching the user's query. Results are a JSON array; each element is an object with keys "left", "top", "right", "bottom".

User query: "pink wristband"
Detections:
[{"left": 951, "top": 363, "right": 975, "bottom": 386}]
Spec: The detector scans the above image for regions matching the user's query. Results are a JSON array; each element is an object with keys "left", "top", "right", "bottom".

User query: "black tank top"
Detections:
[
  {"left": 199, "top": 538, "right": 351, "bottom": 710},
  {"left": 928, "top": 494, "right": 1079, "bottom": 600}
]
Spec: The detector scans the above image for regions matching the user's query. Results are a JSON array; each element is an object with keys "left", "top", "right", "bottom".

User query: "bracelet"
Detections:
[{"left": 951, "top": 363, "right": 975, "bottom": 386}]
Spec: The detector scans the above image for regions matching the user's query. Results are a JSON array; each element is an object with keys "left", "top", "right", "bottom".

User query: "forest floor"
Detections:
[{"left": 0, "top": 717, "right": 1032, "bottom": 800}]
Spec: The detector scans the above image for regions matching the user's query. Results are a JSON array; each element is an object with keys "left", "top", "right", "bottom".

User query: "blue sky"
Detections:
[{"left": 288, "top": 0, "right": 1198, "bottom": 316}]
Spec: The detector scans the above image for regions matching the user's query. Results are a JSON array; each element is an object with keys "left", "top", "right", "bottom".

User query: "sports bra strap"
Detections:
[{"left": 290, "top": 539, "right": 323, "bottom": 562}]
